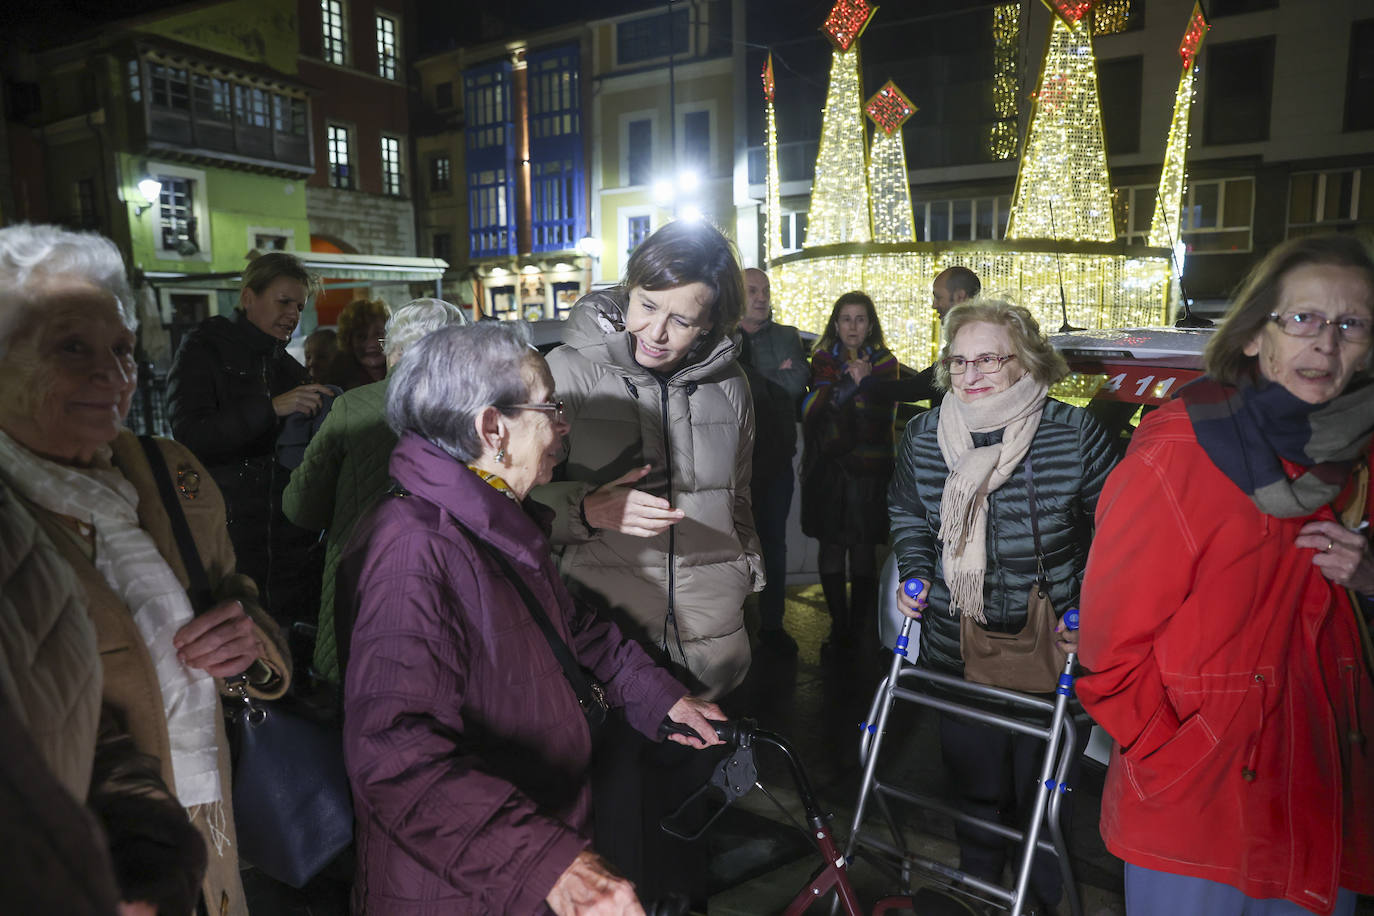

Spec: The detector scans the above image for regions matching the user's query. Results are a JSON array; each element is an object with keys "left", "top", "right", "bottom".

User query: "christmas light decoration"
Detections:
[
  {"left": 807, "top": 47, "right": 871, "bottom": 245},
  {"left": 1148, "top": 3, "right": 1207, "bottom": 250},
  {"left": 764, "top": 55, "right": 784, "bottom": 262},
  {"left": 989, "top": 3, "right": 1020, "bottom": 160},
  {"left": 1091, "top": 0, "right": 1131, "bottom": 35},
  {"left": 1041, "top": 0, "right": 1094, "bottom": 26},
  {"left": 822, "top": 0, "right": 877, "bottom": 52},
  {"left": 1005, "top": 15, "right": 1116, "bottom": 242},
  {"left": 865, "top": 82, "right": 916, "bottom": 242}
]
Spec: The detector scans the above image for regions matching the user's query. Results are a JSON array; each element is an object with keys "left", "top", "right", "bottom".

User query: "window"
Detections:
[
  {"left": 780, "top": 212, "right": 807, "bottom": 252},
  {"left": 626, "top": 118, "right": 652, "bottom": 186},
  {"left": 127, "top": 59, "right": 142, "bottom": 102},
  {"left": 74, "top": 178, "right": 98, "bottom": 229},
  {"left": 322, "top": 0, "right": 348, "bottom": 65},
  {"left": 381, "top": 136, "right": 403, "bottom": 196},
  {"left": 1346, "top": 20, "right": 1374, "bottom": 132},
  {"left": 376, "top": 14, "right": 399, "bottom": 80},
  {"left": 616, "top": 7, "right": 689, "bottom": 65},
  {"left": 469, "top": 168, "right": 512, "bottom": 257},
  {"left": 532, "top": 159, "right": 578, "bottom": 251},
  {"left": 626, "top": 215, "right": 652, "bottom": 255},
  {"left": 1097, "top": 56, "right": 1143, "bottom": 155},
  {"left": 150, "top": 64, "right": 189, "bottom": 111},
  {"left": 235, "top": 85, "right": 269, "bottom": 128},
  {"left": 553, "top": 282, "right": 580, "bottom": 320},
  {"left": 916, "top": 197, "right": 1011, "bottom": 241},
  {"left": 1181, "top": 177, "right": 1254, "bottom": 252},
  {"left": 432, "top": 232, "right": 452, "bottom": 262},
  {"left": 327, "top": 124, "right": 353, "bottom": 189},
  {"left": 157, "top": 176, "right": 199, "bottom": 254},
  {"left": 1112, "top": 184, "right": 1157, "bottom": 243},
  {"left": 254, "top": 233, "right": 289, "bottom": 251},
  {"left": 488, "top": 285, "right": 517, "bottom": 320},
  {"left": 682, "top": 109, "right": 710, "bottom": 173},
  {"left": 435, "top": 81, "right": 453, "bottom": 109},
  {"left": 528, "top": 46, "right": 580, "bottom": 140},
  {"left": 464, "top": 64, "right": 510, "bottom": 150},
  {"left": 1091, "top": 0, "right": 1143, "bottom": 34},
  {"left": 1209, "top": 0, "right": 1277, "bottom": 14},
  {"left": 1204, "top": 38, "right": 1275, "bottom": 145},
  {"left": 1288, "top": 168, "right": 1372, "bottom": 235},
  {"left": 430, "top": 155, "right": 452, "bottom": 191},
  {"left": 192, "top": 74, "right": 232, "bottom": 122},
  {"left": 272, "top": 94, "right": 307, "bottom": 136}
]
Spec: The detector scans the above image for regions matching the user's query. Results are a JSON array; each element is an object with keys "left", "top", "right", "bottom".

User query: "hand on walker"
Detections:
[
  {"left": 663, "top": 695, "right": 726, "bottom": 749},
  {"left": 896, "top": 578, "right": 930, "bottom": 620},
  {"left": 581, "top": 465, "right": 684, "bottom": 538},
  {"left": 1296, "top": 519, "right": 1374, "bottom": 594},
  {"left": 546, "top": 850, "right": 644, "bottom": 916},
  {"left": 172, "top": 600, "right": 261, "bottom": 677},
  {"left": 1054, "top": 616, "right": 1080, "bottom": 655}
]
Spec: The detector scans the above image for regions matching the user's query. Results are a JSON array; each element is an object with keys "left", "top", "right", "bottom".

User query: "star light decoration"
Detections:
[
  {"left": 865, "top": 82, "right": 917, "bottom": 242},
  {"left": 1179, "top": 1, "right": 1209, "bottom": 71},
  {"left": 1149, "top": 3, "right": 1208, "bottom": 251},
  {"left": 1041, "top": 0, "right": 1095, "bottom": 26},
  {"left": 822, "top": 0, "right": 877, "bottom": 52}
]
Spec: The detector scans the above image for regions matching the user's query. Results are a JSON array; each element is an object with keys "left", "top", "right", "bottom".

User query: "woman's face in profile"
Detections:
[
  {"left": 0, "top": 282, "right": 137, "bottom": 464},
  {"left": 501, "top": 356, "right": 570, "bottom": 499},
  {"left": 242, "top": 276, "right": 308, "bottom": 342},
  {"left": 624, "top": 283, "right": 713, "bottom": 373},
  {"left": 354, "top": 317, "right": 388, "bottom": 378}
]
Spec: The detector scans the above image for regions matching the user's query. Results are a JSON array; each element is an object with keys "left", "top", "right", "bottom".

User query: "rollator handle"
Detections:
[
  {"left": 1062, "top": 608, "right": 1079, "bottom": 631},
  {"left": 902, "top": 578, "right": 925, "bottom": 600}
]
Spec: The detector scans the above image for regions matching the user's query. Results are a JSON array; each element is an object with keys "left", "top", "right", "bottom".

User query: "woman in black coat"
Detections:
[{"left": 166, "top": 251, "right": 332, "bottom": 621}]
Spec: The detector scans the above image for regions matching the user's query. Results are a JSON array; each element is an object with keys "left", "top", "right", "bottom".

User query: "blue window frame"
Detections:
[
  {"left": 465, "top": 60, "right": 516, "bottom": 258},
  {"left": 528, "top": 45, "right": 585, "bottom": 254}
]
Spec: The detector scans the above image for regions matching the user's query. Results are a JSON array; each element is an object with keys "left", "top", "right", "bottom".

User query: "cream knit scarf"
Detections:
[
  {"left": 0, "top": 430, "right": 223, "bottom": 812},
  {"left": 936, "top": 373, "right": 1048, "bottom": 622}
]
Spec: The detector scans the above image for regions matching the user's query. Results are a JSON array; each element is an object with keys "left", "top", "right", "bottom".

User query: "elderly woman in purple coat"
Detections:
[{"left": 339, "top": 321, "right": 724, "bottom": 916}]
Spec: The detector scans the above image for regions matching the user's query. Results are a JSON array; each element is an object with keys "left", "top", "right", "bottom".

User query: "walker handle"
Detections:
[
  {"left": 1062, "top": 608, "right": 1079, "bottom": 631},
  {"left": 903, "top": 578, "right": 925, "bottom": 600}
]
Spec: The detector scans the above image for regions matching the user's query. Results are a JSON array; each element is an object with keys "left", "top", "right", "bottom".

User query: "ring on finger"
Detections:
[{"left": 1325, "top": 539, "right": 1334, "bottom": 552}]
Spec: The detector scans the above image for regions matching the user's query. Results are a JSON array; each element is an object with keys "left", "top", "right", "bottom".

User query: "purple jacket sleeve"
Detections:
[
  {"left": 343, "top": 537, "right": 587, "bottom": 913},
  {"left": 569, "top": 595, "right": 686, "bottom": 740}
]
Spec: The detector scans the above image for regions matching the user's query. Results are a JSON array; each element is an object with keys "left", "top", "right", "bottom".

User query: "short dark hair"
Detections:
[
  {"left": 940, "top": 265, "right": 981, "bottom": 300},
  {"left": 239, "top": 251, "right": 318, "bottom": 302},
  {"left": 816, "top": 290, "right": 887, "bottom": 353},
  {"left": 623, "top": 220, "right": 744, "bottom": 346},
  {"left": 1205, "top": 234, "right": 1374, "bottom": 385}
]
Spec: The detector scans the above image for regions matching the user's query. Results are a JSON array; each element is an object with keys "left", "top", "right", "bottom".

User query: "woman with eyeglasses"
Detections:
[
  {"left": 801, "top": 291, "right": 900, "bottom": 661},
  {"left": 888, "top": 298, "right": 1118, "bottom": 913},
  {"left": 338, "top": 322, "right": 724, "bottom": 916},
  {"left": 1076, "top": 235, "right": 1374, "bottom": 916}
]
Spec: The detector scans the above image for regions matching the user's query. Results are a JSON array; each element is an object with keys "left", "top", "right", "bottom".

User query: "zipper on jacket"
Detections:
[
  {"left": 1344, "top": 661, "right": 1367, "bottom": 751},
  {"left": 1241, "top": 672, "right": 1269, "bottom": 781},
  {"left": 656, "top": 375, "right": 685, "bottom": 671}
]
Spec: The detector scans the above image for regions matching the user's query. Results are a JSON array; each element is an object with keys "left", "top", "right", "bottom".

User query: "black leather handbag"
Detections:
[{"left": 139, "top": 437, "right": 353, "bottom": 888}]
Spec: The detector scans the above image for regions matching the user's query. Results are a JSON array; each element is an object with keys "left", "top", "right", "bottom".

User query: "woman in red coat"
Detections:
[{"left": 1077, "top": 234, "right": 1374, "bottom": 916}]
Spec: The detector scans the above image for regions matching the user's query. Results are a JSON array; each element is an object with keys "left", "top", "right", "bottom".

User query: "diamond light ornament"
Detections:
[
  {"left": 1178, "top": 1, "right": 1209, "bottom": 71},
  {"left": 1005, "top": 14, "right": 1116, "bottom": 242},
  {"left": 1041, "top": 0, "right": 1095, "bottom": 26},
  {"left": 822, "top": 0, "right": 877, "bottom": 52},
  {"left": 864, "top": 81, "right": 915, "bottom": 137},
  {"left": 807, "top": 47, "right": 871, "bottom": 246},
  {"left": 762, "top": 53, "right": 775, "bottom": 102},
  {"left": 865, "top": 82, "right": 916, "bottom": 243}
]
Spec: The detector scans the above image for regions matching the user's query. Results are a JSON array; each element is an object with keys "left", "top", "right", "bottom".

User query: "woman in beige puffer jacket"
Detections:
[{"left": 536, "top": 221, "right": 763, "bottom": 701}]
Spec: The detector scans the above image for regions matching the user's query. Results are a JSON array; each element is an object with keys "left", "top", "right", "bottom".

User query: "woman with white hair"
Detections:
[
  {"left": 339, "top": 321, "right": 724, "bottom": 915},
  {"left": 0, "top": 223, "right": 290, "bottom": 915},
  {"left": 283, "top": 297, "right": 470, "bottom": 683}
]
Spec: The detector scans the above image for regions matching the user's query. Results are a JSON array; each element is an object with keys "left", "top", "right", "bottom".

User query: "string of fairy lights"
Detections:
[
  {"left": 764, "top": 55, "right": 784, "bottom": 263},
  {"left": 989, "top": 3, "right": 1021, "bottom": 160},
  {"left": 1005, "top": 15, "right": 1116, "bottom": 242},
  {"left": 763, "top": 0, "right": 1195, "bottom": 371}
]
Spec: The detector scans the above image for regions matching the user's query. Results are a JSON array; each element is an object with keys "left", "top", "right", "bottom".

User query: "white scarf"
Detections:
[
  {"left": 936, "top": 373, "right": 1048, "bottom": 623},
  {"left": 0, "top": 430, "right": 223, "bottom": 809}
]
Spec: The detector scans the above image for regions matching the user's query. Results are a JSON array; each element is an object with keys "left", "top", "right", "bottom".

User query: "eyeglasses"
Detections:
[
  {"left": 507, "top": 400, "right": 566, "bottom": 420},
  {"left": 941, "top": 354, "right": 1017, "bottom": 376},
  {"left": 1268, "top": 311, "right": 1371, "bottom": 343}
]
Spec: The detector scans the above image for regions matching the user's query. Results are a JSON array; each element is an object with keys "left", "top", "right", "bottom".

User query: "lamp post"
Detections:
[{"left": 134, "top": 177, "right": 162, "bottom": 217}]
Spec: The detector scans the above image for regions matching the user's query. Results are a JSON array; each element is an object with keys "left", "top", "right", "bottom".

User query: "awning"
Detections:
[{"left": 142, "top": 252, "right": 449, "bottom": 290}]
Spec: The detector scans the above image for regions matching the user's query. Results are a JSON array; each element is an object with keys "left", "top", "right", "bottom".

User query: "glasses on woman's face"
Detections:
[
  {"left": 941, "top": 354, "right": 1017, "bottom": 376},
  {"left": 507, "top": 400, "right": 567, "bottom": 421},
  {"left": 1268, "top": 311, "right": 1372, "bottom": 343}
]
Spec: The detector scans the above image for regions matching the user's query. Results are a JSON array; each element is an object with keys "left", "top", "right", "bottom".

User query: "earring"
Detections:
[{"left": 495, "top": 447, "right": 506, "bottom": 463}]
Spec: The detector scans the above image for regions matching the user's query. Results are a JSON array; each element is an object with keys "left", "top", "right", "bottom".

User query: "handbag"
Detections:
[
  {"left": 138, "top": 437, "right": 353, "bottom": 889},
  {"left": 959, "top": 457, "right": 1064, "bottom": 693}
]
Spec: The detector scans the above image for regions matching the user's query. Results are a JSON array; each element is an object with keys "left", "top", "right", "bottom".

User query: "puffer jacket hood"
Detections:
[{"left": 536, "top": 290, "right": 762, "bottom": 699}]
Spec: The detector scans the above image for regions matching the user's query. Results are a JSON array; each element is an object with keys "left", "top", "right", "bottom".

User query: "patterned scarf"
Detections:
[
  {"left": 466, "top": 464, "right": 518, "bottom": 500},
  {"left": 0, "top": 431, "right": 223, "bottom": 811},
  {"left": 936, "top": 373, "right": 1048, "bottom": 622},
  {"left": 1179, "top": 374, "right": 1374, "bottom": 517}
]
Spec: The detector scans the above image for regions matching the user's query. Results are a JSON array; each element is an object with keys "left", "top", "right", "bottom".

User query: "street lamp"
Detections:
[
  {"left": 134, "top": 177, "right": 162, "bottom": 217},
  {"left": 577, "top": 236, "right": 605, "bottom": 286}
]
